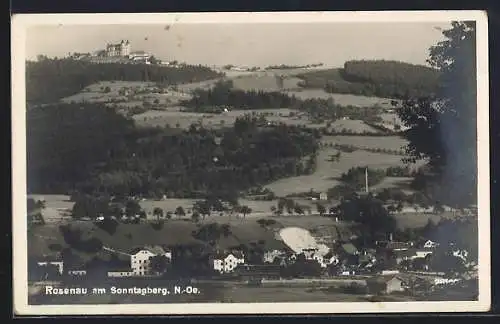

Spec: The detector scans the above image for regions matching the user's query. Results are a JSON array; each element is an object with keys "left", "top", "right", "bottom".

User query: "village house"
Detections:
[
  {"left": 263, "top": 249, "right": 284, "bottom": 264},
  {"left": 422, "top": 239, "right": 440, "bottom": 249},
  {"left": 128, "top": 51, "right": 152, "bottom": 64},
  {"left": 262, "top": 240, "right": 290, "bottom": 264},
  {"left": 319, "top": 192, "right": 328, "bottom": 201},
  {"left": 129, "top": 246, "right": 172, "bottom": 276},
  {"left": 452, "top": 248, "right": 469, "bottom": 262},
  {"left": 358, "top": 249, "right": 377, "bottom": 270},
  {"left": 37, "top": 258, "right": 64, "bottom": 276},
  {"left": 302, "top": 247, "right": 319, "bottom": 260},
  {"left": 107, "top": 270, "right": 135, "bottom": 278},
  {"left": 367, "top": 276, "right": 407, "bottom": 295},
  {"left": 318, "top": 251, "right": 340, "bottom": 268},
  {"left": 210, "top": 251, "right": 245, "bottom": 274},
  {"left": 67, "top": 270, "right": 87, "bottom": 276}
]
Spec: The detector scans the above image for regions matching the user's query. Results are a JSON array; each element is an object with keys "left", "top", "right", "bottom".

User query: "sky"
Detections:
[{"left": 26, "top": 22, "right": 450, "bottom": 68}]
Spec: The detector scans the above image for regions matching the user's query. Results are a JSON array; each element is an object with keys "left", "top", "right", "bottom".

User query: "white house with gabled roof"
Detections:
[
  {"left": 129, "top": 246, "right": 172, "bottom": 276},
  {"left": 210, "top": 251, "right": 245, "bottom": 274}
]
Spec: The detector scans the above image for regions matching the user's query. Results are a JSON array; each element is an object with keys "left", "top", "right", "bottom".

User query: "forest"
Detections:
[
  {"left": 26, "top": 58, "right": 224, "bottom": 105},
  {"left": 181, "top": 80, "right": 299, "bottom": 111},
  {"left": 296, "top": 60, "right": 440, "bottom": 99},
  {"left": 27, "top": 103, "right": 319, "bottom": 200}
]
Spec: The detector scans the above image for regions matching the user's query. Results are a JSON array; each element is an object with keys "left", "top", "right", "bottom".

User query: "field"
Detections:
[
  {"left": 132, "top": 108, "right": 327, "bottom": 129},
  {"left": 60, "top": 80, "right": 194, "bottom": 108},
  {"left": 264, "top": 146, "right": 416, "bottom": 197},
  {"left": 231, "top": 74, "right": 303, "bottom": 92},
  {"left": 321, "top": 135, "right": 409, "bottom": 151},
  {"left": 328, "top": 120, "right": 383, "bottom": 134},
  {"left": 28, "top": 63, "right": 458, "bottom": 264}
]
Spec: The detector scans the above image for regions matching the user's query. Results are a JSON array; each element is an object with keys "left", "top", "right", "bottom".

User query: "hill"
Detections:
[
  {"left": 26, "top": 58, "right": 224, "bottom": 105},
  {"left": 296, "top": 60, "right": 440, "bottom": 99}
]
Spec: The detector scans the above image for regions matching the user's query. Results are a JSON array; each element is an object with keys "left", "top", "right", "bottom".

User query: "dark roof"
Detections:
[
  {"left": 129, "top": 245, "right": 166, "bottom": 255},
  {"left": 323, "top": 251, "right": 336, "bottom": 259},
  {"left": 262, "top": 239, "right": 289, "bottom": 251},
  {"left": 232, "top": 251, "right": 244, "bottom": 259},
  {"left": 211, "top": 250, "right": 245, "bottom": 260},
  {"left": 368, "top": 275, "right": 406, "bottom": 284},
  {"left": 378, "top": 241, "right": 412, "bottom": 250}
]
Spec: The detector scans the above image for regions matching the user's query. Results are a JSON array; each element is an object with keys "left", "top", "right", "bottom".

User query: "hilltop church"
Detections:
[{"left": 105, "top": 40, "right": 131, "bottom": 57}]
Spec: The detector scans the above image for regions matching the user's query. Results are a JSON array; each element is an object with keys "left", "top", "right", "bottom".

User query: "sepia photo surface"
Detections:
[{"left": 12, "top": 11, "right": 490, "bottom": 315}]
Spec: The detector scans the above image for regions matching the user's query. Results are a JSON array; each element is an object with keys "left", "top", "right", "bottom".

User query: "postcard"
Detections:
[{"left": 11, "top": 11, "right": 490, "bottom": 315}]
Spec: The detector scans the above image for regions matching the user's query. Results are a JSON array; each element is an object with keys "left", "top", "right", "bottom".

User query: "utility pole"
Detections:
[{"left": 365, "top": 167, "right": 369, "bottom": 193}]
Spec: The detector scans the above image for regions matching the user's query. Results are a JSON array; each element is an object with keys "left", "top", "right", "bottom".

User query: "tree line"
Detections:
[
  {"left": 26, "top": 58, "right": 224, "bottom": 105},
  {"left": 181, "top": 80, "right": 298, "bottom": 111},
  {"left": 27, "top": 103, "right": 319, "bottom": 201},
  {"left": 296, "top": 60, "right": 440, "bottom": 99},
  {"left": 182, "top": 80, "right": 388, "bottom": 125}
]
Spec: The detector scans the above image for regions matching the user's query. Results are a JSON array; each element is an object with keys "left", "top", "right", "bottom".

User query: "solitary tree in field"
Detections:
[
  {"left": 153, "top": 207, "right": 163, "bottom": 222},
  {"left": 316, "top": 203, "right": 326, "bottom": 216},
  {"left": 194, "top": 200, "right": 211, "bottom": 220},
  {"left": 191, "top": 211, "right": 200, "bottom": 223},
  {"left": 239, "top": 205, "right": 252, "bottom": 219},
  {"left": 175, "top": 206, "right": 185, "bottom": 219},
  {"left": 285, "top": 199, "right": 295, "bottom": 215},
  {"left": 294, "top": 205, "right": 304, "bottom": 216},
  {"left": 125, "top": 200, "right": 142, "bottom": 217}
]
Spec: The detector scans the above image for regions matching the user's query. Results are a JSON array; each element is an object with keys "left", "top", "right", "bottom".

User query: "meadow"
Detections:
[
  {"left": 263, "top": 146, "right": 415, "bottom": 197},
  {"left": 321, "top": 135, "right": 409, "bottom": 151},
  {"left": 132, "top": 108, "right": 328, "bottom": 129},
  {"left": 60, "top": 80, "right": 193, "bottom": 108},
  {"left": 328, "top": 120, "right": 383, "bottom": 134}
]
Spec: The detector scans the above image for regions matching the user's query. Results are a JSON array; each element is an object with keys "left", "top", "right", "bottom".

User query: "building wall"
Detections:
[
  {"left": 131, "top": 250, "right": 156, "bottom": 276},
  {"left": 415, "top": 251, "right": 433, "bottom": 259},
  {"left": 108, "top": 271, "right": 134, "bottom": 278},
  {"left": 106, "top": 42, "right": 131, "bottom": 57},
  {"left": 213, "top": 259, "right": 224, "bottom": 273},
  {"left": 263, "top": 250, "right": 283, "bottom": 264},
  {"left": 37, "top": 261, "right": 64, "bottom": 275},
  {"left": 223, "top": 254, "right": 244, "bottom": 273},
  {"left": 386, "top": 278, "right": 404, "bottom": 293},
  {"left": 211, "top": 254, "right": 245, "bottom": 273}
]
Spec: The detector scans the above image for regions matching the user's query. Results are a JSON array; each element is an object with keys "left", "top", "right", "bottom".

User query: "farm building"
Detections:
[
  {"left": 262, "top": 239, "right": 291, "bottom": 264},
  {"left": 107, "top": 270, "right": 135, "bottom": 278},
  {"left": 129, "top": 245, "right": 172, "bottom": 276},
  {"left": 210, "top": 251, "right": 245, "bottom": 274},
  {"left": 422, "top": 240, "right": 440, "bottom": 249},
  {"left": 36, "top": 258, "right": 64, "bottom": 276},
  {"left": 367, "top": 276, "right": 407, "bottom": 295}
]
